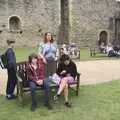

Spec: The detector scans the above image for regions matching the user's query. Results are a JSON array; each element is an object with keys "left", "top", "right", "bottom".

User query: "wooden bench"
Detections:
[
  {"left": 16, "top": 61, "right": 81, "bottom": 105},
  {"left": 90, "top": 47, "right": 102, "bottom": 57}
]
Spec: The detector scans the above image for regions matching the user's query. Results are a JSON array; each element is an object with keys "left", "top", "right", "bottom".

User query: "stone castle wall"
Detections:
[
  {"left": 0, "top": 0, "right": 120, "bottom": 47},
  {"left": 69, "top": 0, "right": 120, "bottom": 47},
  {"left": 0, "top": 0, "right": 60, "bottom": 47}
]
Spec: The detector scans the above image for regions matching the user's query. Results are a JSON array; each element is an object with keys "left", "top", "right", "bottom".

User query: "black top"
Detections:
[{"left": 56, "top": 60, "right": 77, "bottom": 79}]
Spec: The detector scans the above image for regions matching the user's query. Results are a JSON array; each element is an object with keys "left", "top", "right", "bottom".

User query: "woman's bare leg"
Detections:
[
  {"left": 57, "top": 78, "right": 67, "bottom": 95},
  {"left": 64, "top": 84, "right": 69, "bottom": 102}
]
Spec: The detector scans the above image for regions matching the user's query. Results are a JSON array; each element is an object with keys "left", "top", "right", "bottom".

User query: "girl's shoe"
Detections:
[{"left": 64, "top": 102, "right": 72, "bottom": 108}]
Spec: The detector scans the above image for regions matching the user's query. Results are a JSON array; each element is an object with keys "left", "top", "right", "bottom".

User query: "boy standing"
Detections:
[{"left": 5, "top": 39, "right": 17, "bottom": 99}]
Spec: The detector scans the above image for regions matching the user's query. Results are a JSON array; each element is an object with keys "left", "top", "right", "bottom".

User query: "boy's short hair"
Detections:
[
  {"left": 6, "top": 39, "right": 15, "bottom": 45},
  {"left": 28, "top": 53, "right": 38, "bottom": 63}
]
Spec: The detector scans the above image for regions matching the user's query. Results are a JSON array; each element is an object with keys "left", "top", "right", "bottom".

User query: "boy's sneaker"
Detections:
[
  {"left": 64, "top": 102, "right": 72, "bottom": 108},
  {"left": 6, "top": 94, "right": 17, "bottom": 100},
  {"left": 31, "top": 104, "right": 37, "bottom": 112},
  {"left": 44, "top": 103, "right": 53, "bottom": 110},
  {"left": 31, "top": 103, "right": 37, "bottom": 112}
]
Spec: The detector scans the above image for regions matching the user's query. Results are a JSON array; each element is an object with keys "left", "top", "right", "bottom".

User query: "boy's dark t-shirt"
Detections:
[
  {"left": 6, "top": 48, "right": 16, "bottom": 69},
  {"left": 56, "top": 60, "right": 77, "bottom": 79}
]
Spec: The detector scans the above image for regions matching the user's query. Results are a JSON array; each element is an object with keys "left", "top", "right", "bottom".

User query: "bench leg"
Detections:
[
  {"left": 93, "top": 51, "right": 96, "bottom": 56},
  {"left": 90, "top": 51, "right": 92, "bottom": 56},
  {"left": 76, "top": 74, "right": 80, "bottom": 96},
  {"left": 78, "top": 51, "right": 80, "bottom": 59},
  {"left": 16, "top": 82, "right": 19, "bottom": 96},
  {"left": 90, "top": 49, "right": 93, "bottom": 57},
  {"left": 76, "top": 82, "right": 79, "bottom": 96},
  {"left": 17, "top": 82, "right": 24, "bottom": 106}
]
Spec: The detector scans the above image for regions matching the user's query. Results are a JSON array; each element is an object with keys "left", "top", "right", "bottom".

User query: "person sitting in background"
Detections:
[
  {"left": 105, "top": 43, "right": 116, "bottom": 57},
  {"left": 61, "top": 44, "right": 69, "bottom": 55},
  {"left": 99, "top": 42, "right": 106, "bottom": 53},
  {"left": 69, "top": 43, "right": 80, "bottom": 57},
  {"left": 113, "top": 45, "right": 120, "bottom": 53},
  {"left": 26, "top": 53, "right": 52, "bottom": 112},
  {"left": 53, "top": 54, "right": 77, "bottom": 108}
]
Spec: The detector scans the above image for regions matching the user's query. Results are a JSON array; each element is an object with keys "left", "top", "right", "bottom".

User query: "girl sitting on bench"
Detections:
[{"left": 53, "top": 54, "right": 77, "bottom": 107}]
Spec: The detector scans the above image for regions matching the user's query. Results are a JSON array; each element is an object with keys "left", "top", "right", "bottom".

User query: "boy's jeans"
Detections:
[{"left": 29, "top": 78, "right": 51, "bottom": 106}]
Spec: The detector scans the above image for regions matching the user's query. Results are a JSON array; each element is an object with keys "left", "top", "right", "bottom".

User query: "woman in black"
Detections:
[{"left": 54, "top": 54, "right": 77, "bottom": 107}]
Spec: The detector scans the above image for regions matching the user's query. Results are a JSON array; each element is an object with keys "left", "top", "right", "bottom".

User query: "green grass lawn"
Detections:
[
  {"left": 0, "top": 80, "right": 120, "bottom": 120},
  {"left": 0, "top": 47, "right": 37, "bottom": 62},
  {"left": 0, "top": 47, "right": 120, "bottom": 120},
  {"left": 0, "top": 47, "right": 117, "bottom": 62},
  {"left": 14, "top": 47, "right": 37, "bottom": 62},
  {"left": 80, "top": 48, "right": 118, "bottom": 61}
]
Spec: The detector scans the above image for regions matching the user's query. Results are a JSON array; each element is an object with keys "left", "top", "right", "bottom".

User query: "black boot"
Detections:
[{"left": 64, "top": 102, "right": 72, "bottom": 108}]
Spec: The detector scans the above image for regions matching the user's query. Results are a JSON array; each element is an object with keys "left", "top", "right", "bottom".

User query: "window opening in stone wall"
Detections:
[
  {"left": 98, "top": 31, "right": 108, "bottom": 46},
  {"left": 9, "top": 16, "right": 21, "bottom": 32}
]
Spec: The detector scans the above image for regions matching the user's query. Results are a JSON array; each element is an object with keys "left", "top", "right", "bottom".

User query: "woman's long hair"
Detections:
[{"left": 43, "top": 32, "right": 54, "bottom": 43}]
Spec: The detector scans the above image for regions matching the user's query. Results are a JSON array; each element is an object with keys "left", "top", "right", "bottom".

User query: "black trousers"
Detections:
[
  {"left": 44, "top": 59, "right": 57, "bottom": 78},
  {"left": 6, "top": 68, "right": 17, "bottom": 95}
]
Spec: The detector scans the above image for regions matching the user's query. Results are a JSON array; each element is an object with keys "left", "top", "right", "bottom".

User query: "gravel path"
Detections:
[
  {"left": 0, "top": 60, "right": 120, "bottom": 95},
  {"left": 76, "top": 60, "right": 120, "bottom": 85}
]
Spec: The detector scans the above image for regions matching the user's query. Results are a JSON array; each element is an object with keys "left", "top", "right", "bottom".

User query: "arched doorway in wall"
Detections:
[
  {"left": 98, "top": 31, "right": 108, "bottom": 46},
  {"left": 9, "top": 16, "right": 21, "bottom": 32}
]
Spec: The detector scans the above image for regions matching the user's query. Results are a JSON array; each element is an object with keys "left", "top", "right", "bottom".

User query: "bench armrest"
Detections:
[
  {"left": 76, "top": 72, "right": 81, "bottom": 78},
  {"left": 16, "top": 74, "right": 23, "bottom": 83}
]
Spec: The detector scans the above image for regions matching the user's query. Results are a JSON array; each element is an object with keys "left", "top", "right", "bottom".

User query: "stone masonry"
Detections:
[
  {"left": 0, "top": 0, "right": 60, "bottom": 47},
  {"left": 0, "top": 0, "right": 120, "bottom": 47},
  {"left": 69, "top": 0, "right": 120, "bottom": 47}
]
